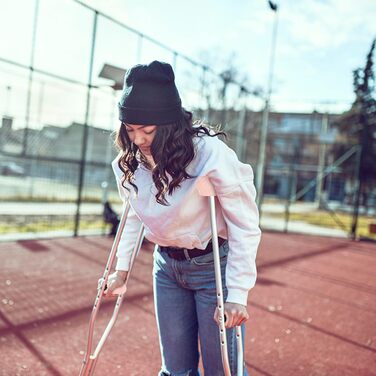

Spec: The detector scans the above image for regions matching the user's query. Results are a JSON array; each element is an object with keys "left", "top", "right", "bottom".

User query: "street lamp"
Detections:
[
  {"left": 255, "top": 1, "right": 279, "bottom": 207},
  {"left": 98, "top": 63, "right": 126, "bottom": 205},
  {"left": 98, "top": 63, "right": 127, "bottom": 90}
]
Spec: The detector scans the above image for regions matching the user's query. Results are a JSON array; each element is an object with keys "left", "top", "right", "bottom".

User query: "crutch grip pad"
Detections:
[{"left": 97, "top": 278, "right": 105, "bottom": 291}]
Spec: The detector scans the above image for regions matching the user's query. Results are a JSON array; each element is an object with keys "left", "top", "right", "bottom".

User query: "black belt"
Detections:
[{"left": 159, "top": 237, "right": 226, "bottom": 261}]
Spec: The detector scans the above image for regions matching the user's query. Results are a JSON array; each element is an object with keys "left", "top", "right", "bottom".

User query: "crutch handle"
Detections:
[
  {"left": 97, "top": 275, "right": 127, "bottom": 296},
  {"left": 196, "top": 176, "right": 216, "bottom": 196},
  {"left": 112, "top": 283, "right": 127, "bottom": 295}
]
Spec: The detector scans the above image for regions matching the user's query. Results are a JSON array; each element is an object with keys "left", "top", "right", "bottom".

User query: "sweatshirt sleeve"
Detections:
[
  {"left": 111, "top": 158, "right": 143, "bottom": 271},
  {"left": 201, "top": 136, "right": 261, "bottom": 306}
]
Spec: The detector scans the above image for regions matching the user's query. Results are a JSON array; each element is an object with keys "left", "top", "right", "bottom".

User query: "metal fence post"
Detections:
[
  {"left": 74, "top": 10, "right": 98, "bottom": 237},
  {"left": 23, "top": 0, "right": 40, "bottom": 156}
]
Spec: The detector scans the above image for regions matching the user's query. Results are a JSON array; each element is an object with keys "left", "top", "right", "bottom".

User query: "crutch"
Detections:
[
  {"left": 197, "top": 176, "right": 244, "bottom": 376},
  {"left": 79, "top": 199, "right": 145, "bottom": 376}
]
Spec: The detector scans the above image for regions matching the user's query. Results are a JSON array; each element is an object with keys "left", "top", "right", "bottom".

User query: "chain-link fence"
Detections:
[
  {"left": 256, "top": 112, "right": 376, "bottom": 240},
  {"left": 1, "top": 0, "right": 375, "bottom": 241},
  {"left": 0, "top": 0, "right": 259, "bottom": 240}
]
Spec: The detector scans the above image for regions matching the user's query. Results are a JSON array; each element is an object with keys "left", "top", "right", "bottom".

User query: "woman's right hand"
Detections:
[{"left": 97, "top": 270, "right": 128, "bottom": 298}]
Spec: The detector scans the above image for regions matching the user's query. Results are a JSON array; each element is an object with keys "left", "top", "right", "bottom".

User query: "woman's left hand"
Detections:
[{"left": 214, "top": 302, "right": 249, "bottom": 328}]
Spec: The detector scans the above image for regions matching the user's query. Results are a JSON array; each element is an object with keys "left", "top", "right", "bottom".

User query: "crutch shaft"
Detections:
[
  {"left": 92, "top": 224, "right": 144, "bottom": 359},
  {"left": 209, "top": 196, "right": 232, "bottom": 376},
  {"left": 236, "top": 326, "right": 243, "bottom": 376},
  {"left": 84, "top": 224, "right": 145, "bottom": 376},
  {"left": 79, "top": 200, "right": 144, "bottom": 376},
  {"left": 79, "top": 201, "right": 131, "bottom": 376},
  {"left": 198, "top": 176, "right": 244, "bottom": 376}
]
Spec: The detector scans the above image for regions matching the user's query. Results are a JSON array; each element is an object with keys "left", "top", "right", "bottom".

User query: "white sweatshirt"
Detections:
[{"left": 111, "top": 133, "right": 261, "bottom": 306}]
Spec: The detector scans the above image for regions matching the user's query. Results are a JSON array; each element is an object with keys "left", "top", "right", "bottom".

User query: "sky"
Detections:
[{"left": 0, "top": 0, "right": 375, "bottom": 130}]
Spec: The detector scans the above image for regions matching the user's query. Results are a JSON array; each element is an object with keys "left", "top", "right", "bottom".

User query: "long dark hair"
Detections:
[{"left": 114, "top": 109, "right": 226, "bottom": 205}]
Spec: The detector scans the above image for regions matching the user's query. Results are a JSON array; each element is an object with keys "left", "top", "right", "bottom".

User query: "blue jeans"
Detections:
[{"left": 153, "top": 241, "right": 249, "bottom": 376}]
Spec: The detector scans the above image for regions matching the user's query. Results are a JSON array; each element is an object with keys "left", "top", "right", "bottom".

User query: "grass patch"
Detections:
[
  {"left": 0, "top": 219, "right": 108, "bottom": 234},
  {"left": 266, "top": 210, "right": 376, "bottom": 240},
  {"left": 0, "top": 196, "right": 118, "bottom": 204}
]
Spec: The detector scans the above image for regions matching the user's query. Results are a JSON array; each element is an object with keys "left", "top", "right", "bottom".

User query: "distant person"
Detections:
[
  {"left": 102, "top": 61, "right": 261, "bottom": 375},
  {"left": 103, "top": 201, "right": 120, "bottom": 236}
]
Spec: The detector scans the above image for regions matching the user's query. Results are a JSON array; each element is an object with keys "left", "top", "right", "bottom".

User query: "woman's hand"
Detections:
[
  {"left": 97, "top": 270, "right": 128, "bottom": 298},
  {"left": 214, "top": 302, "right": 249, "bottom": 328}
]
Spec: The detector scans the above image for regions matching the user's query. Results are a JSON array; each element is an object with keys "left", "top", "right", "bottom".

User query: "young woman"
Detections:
[{"left": 103, "top": 60, "right": 261, "bottom": 376}]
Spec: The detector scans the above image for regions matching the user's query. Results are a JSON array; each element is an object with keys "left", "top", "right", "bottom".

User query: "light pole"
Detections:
[
  {"left": 255, "top": 1, "right": 279, "bottom": 207},
  {"left": 98, "top": 63, "right": 127, "bottom": 203}
]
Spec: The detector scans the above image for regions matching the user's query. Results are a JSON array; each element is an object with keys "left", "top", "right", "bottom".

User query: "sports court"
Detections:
[{"left": 1, "top": 231, "right": 375, "bottom": 375}]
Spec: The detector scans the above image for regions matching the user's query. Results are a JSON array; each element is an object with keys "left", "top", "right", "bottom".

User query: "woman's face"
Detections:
[{"left": 124, "top": 123, "right": 157, "bottom": 155}]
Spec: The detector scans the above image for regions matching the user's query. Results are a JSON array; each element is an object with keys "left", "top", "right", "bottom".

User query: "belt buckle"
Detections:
[{"left": 169, "top": 248, "right": 178, "bottom": 258}]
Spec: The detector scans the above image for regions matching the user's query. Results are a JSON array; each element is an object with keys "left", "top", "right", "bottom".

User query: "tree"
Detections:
[
  {"left": 333, "top": 39, "right": 376, "bottom": 205},
  {"left": 196, "top": 50, "right": 254, "bottom": 118},
  {"left": 333, "top": 38, "right": 375, "bottom": 238}
]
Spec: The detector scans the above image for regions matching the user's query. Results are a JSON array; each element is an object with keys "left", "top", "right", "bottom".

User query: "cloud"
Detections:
[{"left": 282, "top": 0, "right": 376, "bottom": 51}]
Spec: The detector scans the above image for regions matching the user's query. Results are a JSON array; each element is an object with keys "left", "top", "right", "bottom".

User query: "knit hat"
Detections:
[{"left": 118, "top": 60, "right": 183, "bottom": 125}]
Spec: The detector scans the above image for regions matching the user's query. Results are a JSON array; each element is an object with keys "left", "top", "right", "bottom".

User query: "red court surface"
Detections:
[{"left": 1, "top": 232, "right": 376, "bottom": 376}]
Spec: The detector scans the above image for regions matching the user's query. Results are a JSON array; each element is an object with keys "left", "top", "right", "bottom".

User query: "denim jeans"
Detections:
[{"left": 153, "top": 240, "right": 249, "bottom": 376}]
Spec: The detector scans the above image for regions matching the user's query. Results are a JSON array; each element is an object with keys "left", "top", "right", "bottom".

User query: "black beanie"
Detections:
[{"left": 118, "top": 60, "right": 183, "bottom": 125}]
